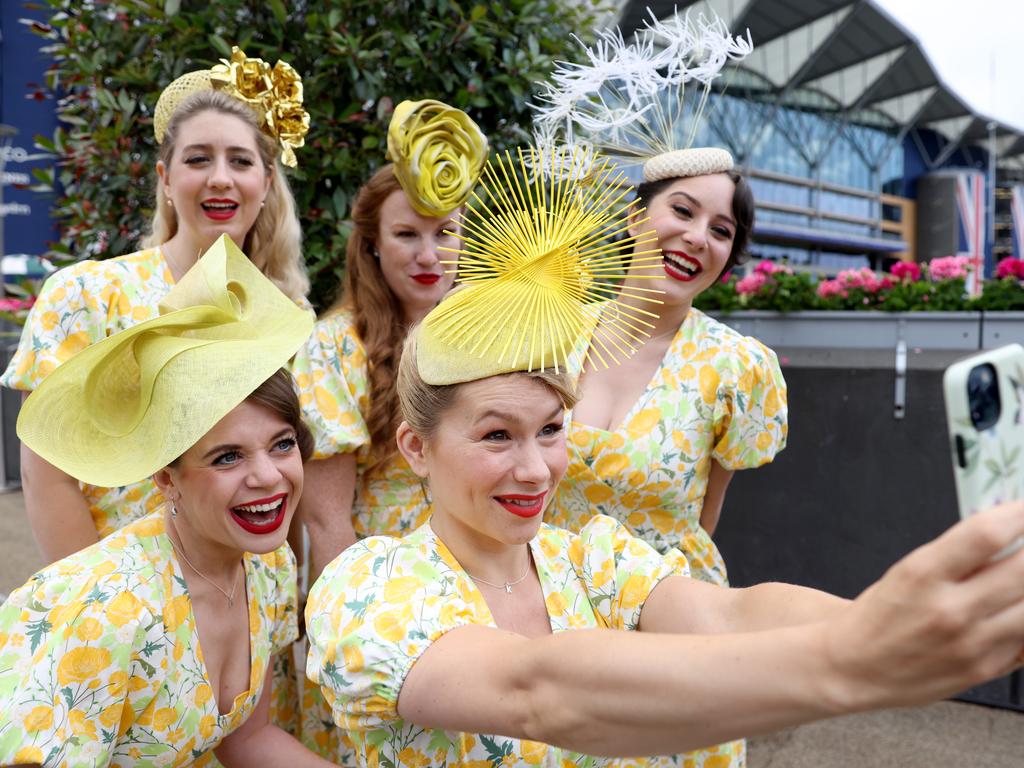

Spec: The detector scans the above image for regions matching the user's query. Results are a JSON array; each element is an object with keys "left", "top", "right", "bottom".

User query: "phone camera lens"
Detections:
[{"left": 966, "top": 363, "right": 1001, "bottom": 431}]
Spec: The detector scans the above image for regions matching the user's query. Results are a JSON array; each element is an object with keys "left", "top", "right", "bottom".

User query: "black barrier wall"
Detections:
[{"left": 715, "top": 347, "right": 1022, "bottom": 711}]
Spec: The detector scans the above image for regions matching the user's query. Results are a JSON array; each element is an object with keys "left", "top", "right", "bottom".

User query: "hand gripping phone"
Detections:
[{"left": 943, "top": 344, "right": 1024, "bottom": 523}]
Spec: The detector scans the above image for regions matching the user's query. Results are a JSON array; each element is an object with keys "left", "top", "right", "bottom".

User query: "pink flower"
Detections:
[
  {"left": 0, "top": 297, "right": 35, "bottom": 312},
  {"left": 735, "top": 271, "right": 768, "bottom": 295},
  {"left": 995, "top": 257, "right": 1024, "bottom": 280},
  {"left": 890, "top": 261, "right": 921, "bottom": 282},
  {"left": 753, "top": 260, "right": 791, "bottom": 276},
  {"left": 816, "top": 278, "right": 845, "bottom": 299},
  {"left": 837, "top": 268, "right": 882, "bottom": 293},
  {"left": 719, "top": 269, "right": 733, "bottom": 283},
  {"left": 928, "top": 255, "right": 972, "bottom": 281}
]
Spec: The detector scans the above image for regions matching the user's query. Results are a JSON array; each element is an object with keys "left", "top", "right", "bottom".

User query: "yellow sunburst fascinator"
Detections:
[
  {"left": 386, "top": 99, "right": 488, "bottom": 217},
  {"left": 154, "top": 46, "right": 310, "bottom": 168},
  {"left": 416, "top": 145, "right": 664, "bottom": 385}
]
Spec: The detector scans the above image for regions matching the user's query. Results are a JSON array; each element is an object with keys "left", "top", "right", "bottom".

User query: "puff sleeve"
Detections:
[
  {"left": 710, "top": 335, "right": 788, "bottom": 470},
  {"left": 560, "top": 515, "right": 690, "bottom": 630},
  {"left": 306, "top": 534, "right": 479, "bottom": 732},
  {"left": 291, "top": 311, "right": 372, "bottom": 460}
]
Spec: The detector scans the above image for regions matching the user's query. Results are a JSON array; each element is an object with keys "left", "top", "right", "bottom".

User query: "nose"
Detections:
[
  {"left": 207, "top": 155, "right": 233, "bottom": 189},
  {"left": 682, "top": 223, "right": 708, "bottom": 251},
  {"left": 246, "top": 450, "right": 282, "bottom": 489},
  {"left": 414, "top": 241, "right": 440, "bottom": 267},
  {"left": 513, "top": 439, "right": 552, "bottom": 487}
]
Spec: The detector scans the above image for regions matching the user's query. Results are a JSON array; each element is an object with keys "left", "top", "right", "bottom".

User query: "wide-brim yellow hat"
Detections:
[{"left": 17, "top": 234, "right": 313, "bottom": 487}]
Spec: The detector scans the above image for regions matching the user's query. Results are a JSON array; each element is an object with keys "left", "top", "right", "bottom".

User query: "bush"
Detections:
[{"left": 29, "top": 0, "right": 610, "bottom": 310}]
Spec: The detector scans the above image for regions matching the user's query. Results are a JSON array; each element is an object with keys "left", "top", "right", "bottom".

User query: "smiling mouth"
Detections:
[
  {"left": 201, "top": 200, "right": 238, "bottom": 221},
  {"left": 230, "top": 493, "right": 287, "bottom": 534},
  {"left": 495, "top": 492, "right": 547, "bottom": 518},
  {"left": 662, "top": 251, "right": 702, "bottom": 282}
]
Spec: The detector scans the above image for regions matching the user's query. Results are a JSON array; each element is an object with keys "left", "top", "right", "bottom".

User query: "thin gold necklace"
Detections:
[
  {"left": 466, "top": 559, "right": 532, "bottom": 594},
  {"left": 167, "top": 515, "right": 241, "bottom": 607}
]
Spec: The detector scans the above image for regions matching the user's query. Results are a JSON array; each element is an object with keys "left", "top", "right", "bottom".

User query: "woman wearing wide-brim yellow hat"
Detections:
[
  {"left": 0, "top": 237, "right": 333, "bottom": 767},
  {"left": 2, "top": 46, "right": 311, "bottom": 565}
]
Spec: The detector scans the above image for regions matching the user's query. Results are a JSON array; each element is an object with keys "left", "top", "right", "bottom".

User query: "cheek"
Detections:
[{"left": 545, "top": 440, "right": 569, "bottom": 482}]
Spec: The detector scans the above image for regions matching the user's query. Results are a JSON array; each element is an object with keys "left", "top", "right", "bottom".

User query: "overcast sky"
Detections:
[{"left": 876, "top": 0, "right": 1024, "bottom": 131}]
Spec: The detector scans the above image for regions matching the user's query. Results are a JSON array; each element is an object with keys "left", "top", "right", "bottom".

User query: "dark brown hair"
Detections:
[{"left": 634, "top": 168, "right": 754, "bottom": 273}]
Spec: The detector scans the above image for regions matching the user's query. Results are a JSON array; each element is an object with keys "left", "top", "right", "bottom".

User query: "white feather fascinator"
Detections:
[{"left": 532, "top": 11, "right": 753, "bottom": 182}]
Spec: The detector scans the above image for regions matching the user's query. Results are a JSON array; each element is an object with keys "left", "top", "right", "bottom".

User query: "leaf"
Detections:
[
  {"left": 267, "top": 0, "right": 287, "bottom": 25},
  {"left": 208, "top": 34, "right": 231, "bottom": 58},
  {"left": 164, "top": 0, "right": 181, "bottom": 16}
]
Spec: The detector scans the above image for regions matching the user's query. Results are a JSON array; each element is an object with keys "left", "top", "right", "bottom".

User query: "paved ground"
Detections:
[{"left": 1, "top": 490, "right": 1021, "bottom": 765}]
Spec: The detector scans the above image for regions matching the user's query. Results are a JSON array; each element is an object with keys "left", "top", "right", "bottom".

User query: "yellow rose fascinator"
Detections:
[
  {"left": 532, "top": 11, "right": 752, "bottom": 182},
  {"left": 416, "top": 144, "right": 664, "bottom": 385},
  {"left": 386, "top": 99, "right": 488, "bottom": 217},
  {"left": 154, "top": 46, "right": 310, "bottom": 168},
  {"left": 16, "top": 234, "right": 313, "bottom": 487}
]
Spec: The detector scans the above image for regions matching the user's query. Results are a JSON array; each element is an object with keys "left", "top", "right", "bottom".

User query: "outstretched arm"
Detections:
[{"left": 398, "top": 502, "right": 1024, "bottom": 757}]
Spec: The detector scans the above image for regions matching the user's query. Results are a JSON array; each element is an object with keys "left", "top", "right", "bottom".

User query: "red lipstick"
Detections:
[
  {"left": 412, "top": 273, "right": 441, "bottom": 285},
  {"left": 662, "top": 250, "right": 702, "bottom": 282},
  {"left": 495, "top": 492, "right": 547, "bottom": 518},
  {"left": 230, "top": 492, "right": 288, "bottom": 535},
  {"left": 201, "top": 198, "right": 238, "bottom": 222}
]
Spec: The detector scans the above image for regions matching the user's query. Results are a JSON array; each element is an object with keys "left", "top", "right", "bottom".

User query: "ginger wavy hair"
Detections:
[
  {"left": 330, "top": 164, "right": 408, "bottom": 472},
  {"left": 142, "top": 89, "right": 309, "bottom": 303}
]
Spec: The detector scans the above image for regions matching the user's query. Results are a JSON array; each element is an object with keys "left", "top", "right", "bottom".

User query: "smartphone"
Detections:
[{"left": 943, "top": 344, "right": 1024, "bottom": 525}]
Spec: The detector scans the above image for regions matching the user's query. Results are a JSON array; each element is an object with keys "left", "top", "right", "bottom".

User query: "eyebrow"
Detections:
[
  {"left": 474, "top": 403, "right": 564, "bottom": 425},
  {"left": 669, "top": 191, "right": 736, "bottom": 228},
  {"left": 181, "top": 143, "right": 257, "bottom": 155},
  {"left": 201, "top": 428, "right": 294, "bottom": 460}
]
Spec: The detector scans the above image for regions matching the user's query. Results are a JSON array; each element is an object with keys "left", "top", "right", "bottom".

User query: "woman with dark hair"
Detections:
[{"left": 0, "top": 240, "right": 332, "bottom": 767}]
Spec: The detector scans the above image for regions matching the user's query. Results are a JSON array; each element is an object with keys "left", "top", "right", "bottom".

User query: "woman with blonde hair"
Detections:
[
  {"left": 2, "top": 46, "right": 310, "bottom": 564},
  {"left": 306, "top": 147, "right": 1024, "bottom": 768}
]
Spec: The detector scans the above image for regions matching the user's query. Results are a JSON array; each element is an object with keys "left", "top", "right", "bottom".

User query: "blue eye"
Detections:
[
  {"left": 275, "top": 437, "right": 297, "bottom": 452},
  {"left": 213, "top": 451, "right": 240, "bottom": 466},
  {"left": 484, "top": 430, "right": 510, "bottom": 441},
  {"left": 539, "top": 422, "right": 563, "bottom": 437}
]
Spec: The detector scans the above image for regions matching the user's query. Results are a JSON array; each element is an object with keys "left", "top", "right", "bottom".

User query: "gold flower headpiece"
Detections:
[
  {"left": 386, "top": 99, "right": 488, "bottom": 217},
  {"left": 154, "top": 47, "right": 310, "bottom": 168},
  {"left": 416, "top": 145, "right": 665, "bottom": 386}
]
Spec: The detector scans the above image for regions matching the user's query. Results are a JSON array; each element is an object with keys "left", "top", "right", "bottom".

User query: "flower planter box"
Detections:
[
  {"left": 711, "top": 310, "right": 982, "bottom": 350},
  {"left": 981, "top": 312, "right": 1024, "bottom": 348}
]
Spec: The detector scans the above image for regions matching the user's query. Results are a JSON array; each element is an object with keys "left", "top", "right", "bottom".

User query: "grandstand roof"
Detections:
[{"left": 618, "top": 0, "right": 1024, "bottom": 169}]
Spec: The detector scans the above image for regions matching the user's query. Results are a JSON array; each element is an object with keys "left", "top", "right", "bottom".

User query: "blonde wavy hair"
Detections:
[{"left": 142, "top": 89, "right": 309, "bottom": 302}]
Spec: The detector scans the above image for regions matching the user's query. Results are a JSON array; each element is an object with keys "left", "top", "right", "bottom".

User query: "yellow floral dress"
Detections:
[
  {"left": 0, "top": 513, "right": 297, "bottom": 767},
  {"left": 291, "top": 309, "right": 433, "bottom": 761},
  {"left": 1, "top": 249, "right": 175, "bottom": 535},
  {"left": 548, "top": 308, "right": 787, "bottom": 768},
  {"left": 291, "top": 309, "right": 431, "bottom": 538},
  {"left": 306, "top": 515, "right": 690, "bottom": 768}
]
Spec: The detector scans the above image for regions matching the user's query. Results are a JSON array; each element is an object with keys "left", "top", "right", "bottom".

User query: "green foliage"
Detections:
[
  {"left": 692, "top": 274, "right": 742, "bottom": 312},
  {"left": 972, "top": 278, "right": 1024, "bottom": 311},
  {"left": 28, "top": 0, "right": 608, "bottom": 310},
  {"left": 740, "top": 271, "right": 819, "bottom": 312}
]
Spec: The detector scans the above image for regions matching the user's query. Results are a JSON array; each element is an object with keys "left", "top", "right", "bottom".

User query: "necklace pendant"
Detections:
[{"left": 504, "top": 583, "right": 513, "bottom": 594}]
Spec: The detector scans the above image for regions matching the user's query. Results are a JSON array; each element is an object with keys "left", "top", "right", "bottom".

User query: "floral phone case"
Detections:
[{"left": 943, "top": 344, "right": 1024, "bottom": 520}]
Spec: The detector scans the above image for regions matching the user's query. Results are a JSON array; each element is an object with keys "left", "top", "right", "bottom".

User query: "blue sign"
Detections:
[{"left": 0, "top": 2, "right": 59, "bottom": 259}]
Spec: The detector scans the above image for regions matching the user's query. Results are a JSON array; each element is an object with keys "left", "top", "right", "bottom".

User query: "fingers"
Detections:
[
  {"left": 950, "top": 540, "right": 1024, "bottom": 621},
  {"left": 915, "top": 501, "right": 1024, "bottom": 582}
]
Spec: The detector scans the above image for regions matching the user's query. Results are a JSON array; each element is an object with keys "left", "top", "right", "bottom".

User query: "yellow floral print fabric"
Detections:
[
  {"left": 549, "top": 308, "right": 786, "bottom": 768},
  {"left": 306, "top": 514, "right": 688, "bottom": 768},
  {"left": 0, "top": 250, "right": 175, "bottom": 536},
  {"left": 291, "top": 310, "right": 431, "bottom": 538},
  {"left": 0, "top": 512, "right": 298, "bottom": 766}
]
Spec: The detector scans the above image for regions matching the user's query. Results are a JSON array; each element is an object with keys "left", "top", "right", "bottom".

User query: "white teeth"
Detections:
[
  {"left": 203, "top": 202, "right": 237, "bottom": 209},
  {"left": 664, "top": 253, "right": 699, "bottom": 275},
  {"left": 234, "top": 500, "right": 281, "bottom": 514}
]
